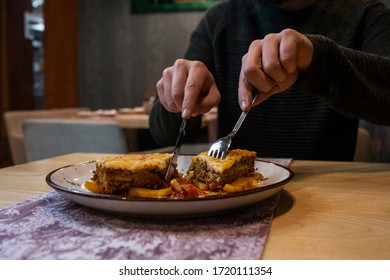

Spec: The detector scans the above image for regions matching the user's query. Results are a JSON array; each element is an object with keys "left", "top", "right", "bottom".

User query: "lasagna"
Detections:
[
  {"left": 185, "top": 149, "right": 257, "bottom": 190},
  {"left": 91, "top": 153, "right": 176, "bottom": 196}
]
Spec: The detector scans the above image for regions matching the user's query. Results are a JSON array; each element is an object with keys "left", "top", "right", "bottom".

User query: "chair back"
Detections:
[
  {"left": 354, "top": 127, "right": 372, "bottom": 162},
  {"left": 4, "top": 108, "right": 90, "bottom": 164},
  {"left": 359, "top": 120, "right": 390, "bottom": 162},
  {"left": 23, "top": 118, "right": 128, "bottom": 162}
]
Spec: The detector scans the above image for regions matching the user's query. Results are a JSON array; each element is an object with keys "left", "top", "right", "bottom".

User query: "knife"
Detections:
[{"left": 165, "top": 119, "right": 187, "bottom": 184}]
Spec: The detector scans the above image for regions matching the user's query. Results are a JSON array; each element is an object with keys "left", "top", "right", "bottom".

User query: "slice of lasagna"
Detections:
[
  {"left": 186, "top": 149, "right": 257, "bottom": 190},
  {"left": 91, "top": 153, "right": 176, "bottom": 196}
]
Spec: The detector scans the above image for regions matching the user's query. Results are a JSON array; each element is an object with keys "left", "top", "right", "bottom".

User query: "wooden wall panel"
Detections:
[
  {"left": 44, "top": 0, "right": 79, "bottom": 108},
  {"left": 1, "top": 0, "right": 34, "bottom": 167},
  {"left": 0, "top": 0, "right": 7, "bottom": 112},
  {"left": 0, "top": 0, "right": 7, "bottom": 167},
  {"left": 3, "top": 0, "right": 34, "bottom": 110}
]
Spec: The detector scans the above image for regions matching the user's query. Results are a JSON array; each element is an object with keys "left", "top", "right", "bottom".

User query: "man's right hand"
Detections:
[{"left": 156, "top": 59, "right": 221, "bottom": 119}]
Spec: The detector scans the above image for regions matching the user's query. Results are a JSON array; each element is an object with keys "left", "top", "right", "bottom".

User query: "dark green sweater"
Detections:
[{"left": 149, "top": 0, "right": 390, "bottom": 161}]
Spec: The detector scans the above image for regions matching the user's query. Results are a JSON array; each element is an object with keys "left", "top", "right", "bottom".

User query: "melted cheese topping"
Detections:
[
  {"left": 96, "top": 153, "right": 172, "bottom": 172},
  {"left": 194, "top": 149, "right": 256, "bottom": 173}
]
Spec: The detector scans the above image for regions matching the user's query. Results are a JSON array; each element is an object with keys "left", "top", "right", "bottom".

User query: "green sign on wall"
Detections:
[{"left": 132, "top": 0, "right": 220, "bottom": 13}]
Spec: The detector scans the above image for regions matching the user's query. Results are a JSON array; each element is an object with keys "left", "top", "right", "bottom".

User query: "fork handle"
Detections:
[
  {"left": 227, "top": 111, "right": 249, "bottom": 138},
  {"left": 227, "top": 92, "right": 259, "bottom": 138}
]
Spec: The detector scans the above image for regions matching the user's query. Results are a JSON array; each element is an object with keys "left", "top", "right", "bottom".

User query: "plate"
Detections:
[{"left": 46, "top": 156, "right": 294, "bottom": 217}]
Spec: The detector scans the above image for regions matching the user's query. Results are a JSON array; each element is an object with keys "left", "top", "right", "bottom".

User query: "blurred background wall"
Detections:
[{"left": 78, "top": 0, "right": 204, "bottom": 110}]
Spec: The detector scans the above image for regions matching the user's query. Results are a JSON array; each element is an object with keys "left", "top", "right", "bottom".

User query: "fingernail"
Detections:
[
  {"left": 241, "top": 100, "right": 247, "bottom": 110},
  {"left": 182, "top": 108, "right": 189, "bottom": 119}
]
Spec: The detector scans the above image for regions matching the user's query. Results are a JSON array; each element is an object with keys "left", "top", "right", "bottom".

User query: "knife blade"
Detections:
[{"left": 165, "top": 119, "right": 187, "bottom": 183}]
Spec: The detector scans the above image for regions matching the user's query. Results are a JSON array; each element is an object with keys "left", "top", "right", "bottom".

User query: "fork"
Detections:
[{"left": 208, "top": 92, "right": 260, "bottom": 160}]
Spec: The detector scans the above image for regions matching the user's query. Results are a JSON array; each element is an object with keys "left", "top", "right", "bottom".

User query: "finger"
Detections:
[
  {"left": 279, "top": 29, "right": 313, "bottom": 72},
  {"left": 244, "top": 40, "right": 263, "bottom": 71},
  {"left": 275, "top": 70, "right": 299, "bottom": 92},
  {"left": 162, "top": 67, "right": 179, "bottom": 112},
  {"left": 181, "top": 61, "right": 216, "bottom": 118},
  {"left": 261, "top": 33, "right": 288, "bottom": 82},
  {"left": 181, "top": 61, "right": 205, "bottom": 118},
  {"left": 156, "top": 77, "right": 166, "bottom": 106},
  {"left": 243, "top": 65, "right": 276, "bottom": 94},
  {"left": 196, "top": 83, "right": 221, "bottom": 115},
  {"left": 242, "top": 40, "right": 276, "bottom": 93},
  {"left": 171, "top": 60, "right": 188, "bottom": 111},
  {"left": 278, "top": 29, "right": 298, "bottom": 74},
  {"left": 238, "top": 67, "right": 255, "bottom": 111},
  {"left": 295, "top": 34, "right": 314, "bottom": 71},
  {"left": 156, "top": 68, "right": 173, "bottom": 111}
]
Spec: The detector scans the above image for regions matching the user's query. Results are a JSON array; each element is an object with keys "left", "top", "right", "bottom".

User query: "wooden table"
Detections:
[
  {"left": 1, "top": 153, "right": 389, "bottom": 259},
  {"left": 77, "top": 111, "right": 218, "bottom": 141}
]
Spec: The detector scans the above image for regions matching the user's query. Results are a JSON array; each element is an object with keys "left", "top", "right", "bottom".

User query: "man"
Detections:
[{"left": 149, "top": 0, "right": 390, "bottom": 160}]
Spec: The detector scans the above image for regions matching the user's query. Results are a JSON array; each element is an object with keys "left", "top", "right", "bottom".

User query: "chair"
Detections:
[
  {"left": 359, "top": 120, "right": 390, "bottom": 162},
  {"left": 4, "top": 108, "right": 90, "bottom": 164},
  {"left": 23, "top": 119, "right": 129, "bottom": 162},
  {"left": 354, "top": 127, "right": 372, "bottom": 162}
]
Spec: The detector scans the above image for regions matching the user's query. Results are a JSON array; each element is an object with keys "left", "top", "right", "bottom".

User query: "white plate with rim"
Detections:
[{"left": 46, "top": 155, "right": 294, "bottom": 217}]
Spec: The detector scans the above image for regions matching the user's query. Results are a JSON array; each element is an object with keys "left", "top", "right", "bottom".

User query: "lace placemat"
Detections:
[{"left": 0, "top": 159, "right": 292, "bottom": 260}]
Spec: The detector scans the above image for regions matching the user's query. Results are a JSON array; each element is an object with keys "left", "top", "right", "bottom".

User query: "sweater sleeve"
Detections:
[
  {"left": 295, "top": 2, "right": 390, "bottom": 125},
  {"left": 296, "top": 34, "right": 390, "bottom": 125}
]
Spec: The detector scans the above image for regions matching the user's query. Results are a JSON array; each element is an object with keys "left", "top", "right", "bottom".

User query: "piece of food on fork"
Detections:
[{"left": 186, "top": 149, "right": 258, "bottom": 191}]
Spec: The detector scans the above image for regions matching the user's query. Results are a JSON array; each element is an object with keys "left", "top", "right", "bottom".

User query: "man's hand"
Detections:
[
  {"left": 156, "top": 59, "right": 221, "bottom": 119},
  {"left": 239, "top": 28, "right": 314, "bottom": 110}
]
